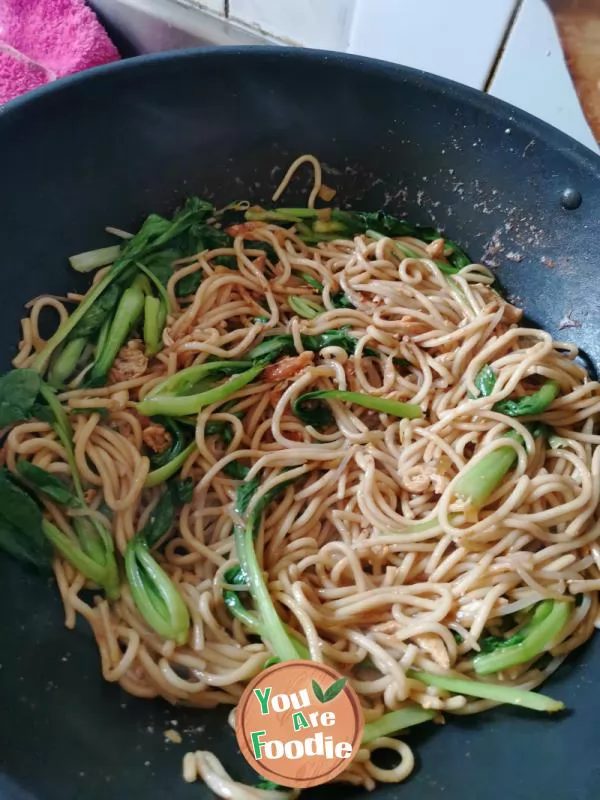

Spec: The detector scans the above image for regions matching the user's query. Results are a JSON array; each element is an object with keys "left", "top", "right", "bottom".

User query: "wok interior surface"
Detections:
[{"left": 0, "top": 47, "right": 599, "bottom": 800}]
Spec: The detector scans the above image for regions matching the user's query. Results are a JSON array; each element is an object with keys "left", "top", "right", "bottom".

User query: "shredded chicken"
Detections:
[
  {"left": 413, "top": 633, "right": 451, "bottom": 669},
  {"left": 142, "top": 424, "right": 172, "bottom": 454},
  {"left": 109, "top": 340, "right": 148, "bottom": 384},
  {"left": 425, "top": 238, "right": 446, "bottom": 259},
  {"left": 263, "top": 351, "right": 314, "bottom": 383},
  {"left": 225, "top": 221, "right": 266, "bottom": 239}
]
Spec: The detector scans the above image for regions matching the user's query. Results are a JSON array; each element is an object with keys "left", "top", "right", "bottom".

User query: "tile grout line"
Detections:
[{"left": 483, "top": 0, "right": 525, "bottom": 93}]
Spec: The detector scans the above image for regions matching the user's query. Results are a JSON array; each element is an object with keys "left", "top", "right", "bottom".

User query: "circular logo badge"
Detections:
[{"left": 235, "top": 659, "right": 363, "bottom": 789}]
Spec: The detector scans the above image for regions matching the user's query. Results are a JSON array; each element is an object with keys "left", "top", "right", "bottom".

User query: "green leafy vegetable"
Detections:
[
  {"left": 87, "top": 275, "right": 147, "bottom": 386},
  {"left": 289, "top": 296, "right": 325, "bottom": 319},
  {"left": 125, "top": 478, "right": 192, "bottom": 643},
  {"left": 330, "top": 291, "right": 353, "bottom": 309},
  {"left": 0, "top": 368, "right": 42, "bottom": 428},
  {"left": 479, "top": 630, "right": 526, "bottom": 654},
  {"left": 69, "top": 244, "right": 121, "bottom": 273},
  {"left": 263, "top": 657, "right": 281, "bottom": 669},
  {"left": 48, "top": 338, "right": 87, "bottom": 388},
  {"left": 16, "top": 461, "right": 79, "bottom": 508},
  {"left": 139, "top": 478, "right": 194, "bottom": 548},
  {"left": 493, "top": 380, "right": 560, "bottom": 417},
  {"left": 31, "top": 197, "right": 224, "bottom": 378},
  {"left": 453, "top": 429, "right": 523, "bottom": 509},
  {"left": 407, "top": 669, "right": 563, "bottom": 713},
  {"left": 43, "top": 516, "right": 119, "bottom": 599},
  {"left": 125, "top": 538, "right": 190, "bottom": 644},
  {"left": 292, "top": 389, "right": 421, "bottom": 428},
  {"left": 230, "top": 474, "right": 302, "bottom": 661},
  {"left": 473, "top": 601, "right": 570, "bottom": 675},
  {"left": 247, "top": 206, "right": 472, "bottom": 272},
  {"left": 362, "top": 705, "right": 435, "bottom": 744},
  {"left": 135, "top": 360, "right": 261, "bottom": 418},
  {"left": 67, "top": 285, "right": 123, "bottom": 345},
  {"left": 255, "top": 780, "right": 287, "bottom": 792},
  {"left": 296, "top": 272, "right": 323, "bottom": 292},
  {"left": 3, "top": 383, "right": 121, "bottom": 597},
  {"left": 11, "top": 451, "right": 119, "bottom": 598},
  {"left": 247, "top": 328, "right": 373, "bottom": 366},
  {"left": 223, "top": 461, "right": 251, "bottom": 480},
  {"left": 0, "top": 468, "right": 51, "bottom": 568},
  {"left": 474, "top": 365, "right": 497, "bottom": 398}
]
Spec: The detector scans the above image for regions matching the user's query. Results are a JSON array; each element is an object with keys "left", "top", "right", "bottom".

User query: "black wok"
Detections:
[{"left": 0, "top": 47, "right": 599, "bottom": 800}]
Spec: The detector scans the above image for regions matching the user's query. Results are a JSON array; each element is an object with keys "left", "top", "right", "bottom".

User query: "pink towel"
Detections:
[{"left": 0, "top": 0, "right": 120, "bottom": 105}]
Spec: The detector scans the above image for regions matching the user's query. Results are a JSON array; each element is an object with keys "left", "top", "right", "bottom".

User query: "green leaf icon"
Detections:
[
  {"left": 311, "top": 679, "right": 326, "bottom": 703},
  {"left": 312, "top": 677, "right": 347, "bottom": 703},
  {"left": 323, "top": 677, "right": 347, "bottom": 702}
]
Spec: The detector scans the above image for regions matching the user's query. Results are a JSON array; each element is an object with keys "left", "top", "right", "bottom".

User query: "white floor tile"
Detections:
[
  {"left": 489, "top": 0, "right": 598, "bottom": 151},
  {"left": 349, "top": 0, "right": 518, "bottom": 90}
]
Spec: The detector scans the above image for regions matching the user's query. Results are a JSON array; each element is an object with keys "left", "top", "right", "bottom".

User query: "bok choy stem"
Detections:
[
  {"left": 473, "top": 601, "right": 571, "bottom": 675},
  {"left": 362, "top": 706, "right": 436, "bottom": 743},
  {"left": 407, "top": 669, "right": 564, "bottom": 713}
]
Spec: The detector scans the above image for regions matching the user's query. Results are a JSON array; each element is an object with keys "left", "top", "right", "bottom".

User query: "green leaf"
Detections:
[
  {"left": 223, "top": 461, "right": 251, "bottom": 480},
  {"left": 0, "top": 468, "right": 51, "bottom": 569},
  {"left": 292, "top": 389, "right": 422, "bottom": 429},
  {"left": 255, "top": 780, "right": 286, "bottom": 791},
  {"left": 232, "top": 470, "right": 303, "bottom": 662},
  {"left": 330, "top": 291, "right": 353, "bottom": 309},
  {"left": 296, "top": 271, "right": 323, "bottom": 292},
  {"left": 0, "top": 369, "right": 42, "bottom": 428},
  {"left": 31, "top": 197, "right": 219, "bottom": 375},
  {"left": 473, "top": 600, "right": 570, "bottom": 675},
  {"left": 474, "top": 365, "right": 497, "bottom": 398},
  {"left": 263, "top": 658, "right": 281, "bottom": 669},
  {"left": 87, "top": 276, "right": 147, "bottom": 387},
  {"left": 323, "top": 677, "right": 347, "bottom": 702},
  {"left": 66, "top": 284, "right": 122, "bottom": 342},
  {"left": 247, "top": 328, "right": 366, "bottom": 366},
  {"left": 16, "top": 461, "right": 80, "bottom": 508},
  {"left": 289, "top": 296, "right": 324, "bottom": 319},
  {"left": 174, "top": 270, "right": 202, "bottom": 296},
  {"left": 139, "top": 478, "right": 193, "bottom": 549},
  {"left": 235, "top": 475, "right": 261, "bottom": 516},
  {"left": 125, "top": 536, "right": 190, "bottom": 644},
  {"left": 247, "top": 335, "right": 296, "bottom": 364},
  {"left": 493, "top": 380, "right": 560, "bottom": 417},
  {"left": 311, "top": 679, "right": 326, "bottom": 703},
  {"left": 479, "top": 631, "right": 526, "bottom": 654}
]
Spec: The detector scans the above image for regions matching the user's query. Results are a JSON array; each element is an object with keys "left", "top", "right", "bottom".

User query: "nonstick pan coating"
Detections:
[{"left": 0, "top": 47, "right": 599, "bottom": 800}]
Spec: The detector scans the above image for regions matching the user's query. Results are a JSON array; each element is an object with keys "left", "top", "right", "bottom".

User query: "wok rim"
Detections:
[{"left": 1, "top": 45, "right": 599, "bottom": 173}]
